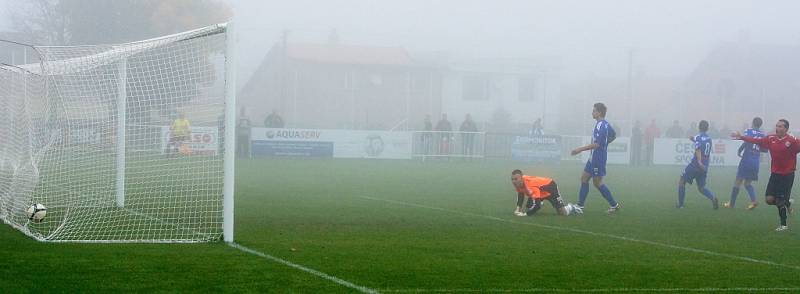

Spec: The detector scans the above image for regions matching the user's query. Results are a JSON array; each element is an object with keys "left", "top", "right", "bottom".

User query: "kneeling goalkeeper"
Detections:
[{"left": 511, "top": 169, "right": 581, "bottom": 216}]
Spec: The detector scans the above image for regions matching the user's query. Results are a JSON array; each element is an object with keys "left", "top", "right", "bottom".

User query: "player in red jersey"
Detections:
[{"left": 732, "top": 119, "right": 800, "bottom": 231}]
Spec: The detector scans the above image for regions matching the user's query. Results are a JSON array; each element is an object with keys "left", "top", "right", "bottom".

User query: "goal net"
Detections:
[{"left": 0, "top": 23, "right": 235, "bottom": 243}]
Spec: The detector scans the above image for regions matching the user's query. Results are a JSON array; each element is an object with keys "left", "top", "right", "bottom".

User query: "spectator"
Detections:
[
  {"left": 435, "top": 113, "right": 453, "bottom": 155},
  {"left": 264, "top": 109, "right": 285, "bottom": 128},
  {"left": 168, "top": 112, "right": 191, "bottom": 157},
  {"left": 459, "top": 113, "right": 479, "bottom": 157},
  {"left": 421, "top": 115, "right": 433, "bottom": 155},
  {"left": 666, "top": 120, "right": 684, "bottom": 138},
  {"left": 236, "top": 108, "right": 252, "bottom": 158},
  {"left": 529, "top": 118, "right": 544, "bottom": 136},
  {"left": 644, "top": 119, "right": 661, "bottom": 165},
  {"left": 630, "top": 120, "right": 643, "bottom": 166}
]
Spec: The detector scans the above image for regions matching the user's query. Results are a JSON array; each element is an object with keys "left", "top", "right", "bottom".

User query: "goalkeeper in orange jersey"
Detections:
[{"left": 511, "top": 169, "right": 582, "bottom": 216}]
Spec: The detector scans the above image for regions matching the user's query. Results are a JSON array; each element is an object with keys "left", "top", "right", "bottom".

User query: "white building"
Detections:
[{"left": 440, "top": 58, "right": 560, "bottom": 133}]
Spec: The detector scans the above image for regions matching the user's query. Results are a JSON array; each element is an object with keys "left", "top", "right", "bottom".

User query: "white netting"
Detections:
[{"left": 0, "top": 24, "right": 230, "bottom": 242}]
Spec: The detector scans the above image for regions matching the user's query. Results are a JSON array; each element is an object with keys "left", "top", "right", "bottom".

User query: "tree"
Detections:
[
  {"left": 8, "top": 0, "right": 231, "bottom": 45},
  {"left": 7, "top": 0, "right": 70, "bottom": 45},
  {"left": 7, "top": 0, "right": 232, "bottom": 126}
]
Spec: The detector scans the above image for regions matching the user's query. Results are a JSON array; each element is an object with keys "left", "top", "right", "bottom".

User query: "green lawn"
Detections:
[{"left": 2, "top": 158, "right": 799, "bottom": 292}]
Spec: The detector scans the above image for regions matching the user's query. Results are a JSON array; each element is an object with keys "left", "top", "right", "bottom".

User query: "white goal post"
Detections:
[{"left": 0, "top": 23, "right": 236, "bottom": 243}]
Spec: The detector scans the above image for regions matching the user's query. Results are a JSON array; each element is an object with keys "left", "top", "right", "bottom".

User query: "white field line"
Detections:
[
  {"left": 227, "top": 242, "right": 379, "bottom": 294},
  {"left": 357, "top": 196, "right": 800, "bottom": 271},
  {"left": 379, "top": 287, "right": 800, "bottom": 293}
]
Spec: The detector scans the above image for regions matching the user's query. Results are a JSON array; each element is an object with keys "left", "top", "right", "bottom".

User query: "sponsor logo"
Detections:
[
  {"left": 714, "top": 143, "right": 725, "bottom": 153},
  {"left": 673, "top": 155, "right": 725, "bottom": 165},
  {"left": 191, "top": 133, "right": 215, "bottom": 144},
  {"left": 520, "top": 137, "right": 558, "bottom": 144},
  {"left": 364, "top": 134, "right": 384, "bottom": 157},
  {"left": 266, "top": 129, "right": 322, "bottom": 140},
  {"left": 674, "top": 142, "right": 695, "bottom": 154}
]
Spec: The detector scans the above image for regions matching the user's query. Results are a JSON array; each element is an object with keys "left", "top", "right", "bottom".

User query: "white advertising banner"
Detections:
[
  {"left": 653, "top": 138, "right": 741, "bottom": 166},
  {"left": 250, "top": 128, "right": 413, "bottom": 159},
  {"left": 567, "top": 136, "right": 630, "bottom": 165},
  {"left": 160, "top": 126, "right": 220, "bottom": 155}
]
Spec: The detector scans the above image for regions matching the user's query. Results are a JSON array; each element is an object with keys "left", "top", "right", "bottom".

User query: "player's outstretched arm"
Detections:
[
  {"left": 792, "top": 137, "right": 800, "bottom": 154},
  {"left": 570, "top": 143, "right": 598, "bottom": 156},
  {"left": 515, "top": 193, "right": 525, "bottom": 213}
]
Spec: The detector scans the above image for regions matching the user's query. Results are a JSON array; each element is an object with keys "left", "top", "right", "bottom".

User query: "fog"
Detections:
[
  {"left": 226, "top": 0, "right": 800, "bottom": 136},
  {"left": 2, "top": 1, "right": 800, "bottom": 277},
  {"left": 2, "top": 0, "right": 800, "bottom": 136},
  {"left": 231, "top": 0, "right": 798, "bottom": 81}
]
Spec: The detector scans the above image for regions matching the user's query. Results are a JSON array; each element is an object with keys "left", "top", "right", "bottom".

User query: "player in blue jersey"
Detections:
[
  {"left": 723, "top": 117, "right": 766, "bottom": 210},
  {"left": 678, "top": 120, "right": 719, "bottom": 209},
  {"left": 570, "top": 102, "right": 620, "bottom": 214}
]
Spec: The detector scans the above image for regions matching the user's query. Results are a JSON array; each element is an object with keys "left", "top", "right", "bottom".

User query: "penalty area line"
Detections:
[
  {"left": 357, "top": 195, "right": 800, "bottom": 271},
  {"left": 227, "top": 242, "right": 379, "bottom": 294}
]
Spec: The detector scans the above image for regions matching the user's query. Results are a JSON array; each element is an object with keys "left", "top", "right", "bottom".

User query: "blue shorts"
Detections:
[
  {"left": 681, "top": 165, "right": 707, "bottom": 187},
  {"left": 584, "top": 160, "right": 606, "bottom": 177},
  {"left": 736, "top": 163, "right": 759, "bottom": 181}
]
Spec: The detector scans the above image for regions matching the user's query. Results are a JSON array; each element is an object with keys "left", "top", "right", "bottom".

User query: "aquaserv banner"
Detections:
[{"left": 250, "top": 128, "right": 413, "bottom": 159}]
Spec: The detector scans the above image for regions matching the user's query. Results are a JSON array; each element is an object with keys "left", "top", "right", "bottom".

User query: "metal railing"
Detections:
[{"left": 411, "top": 131, "right": 486, "bottom": 160}]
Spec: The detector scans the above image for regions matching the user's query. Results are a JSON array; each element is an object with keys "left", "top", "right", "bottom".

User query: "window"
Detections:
[{"left": 462, "top": 75, "right": 489, "bottom": 101}]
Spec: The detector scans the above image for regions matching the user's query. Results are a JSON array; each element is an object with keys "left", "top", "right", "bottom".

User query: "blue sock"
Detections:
[
  {"left": 598, "top": 184, "right": 617, "bottom": 207},
  {"left": 729, "top": 187, "right": 740, "bottom": 207},
  {"left": 578, "top": 182, "right": 589, "bottom": 207},
  {"left": 678, "top": 186, "right": 686, "bottom": 207},
  {"left": 745, "top": 185, "right": 756, "bottom": 203},
  {"left": 701, "top": 187, "right": 715, "bottom": 200}
]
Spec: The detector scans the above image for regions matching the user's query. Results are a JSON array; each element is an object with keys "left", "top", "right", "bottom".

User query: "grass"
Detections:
[{"left": 2, "top": 157, "right": 799, "bottom": 292}]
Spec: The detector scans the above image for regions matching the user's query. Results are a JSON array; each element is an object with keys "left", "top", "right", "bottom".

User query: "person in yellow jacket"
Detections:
[
  {"left": 169, "top": 112, "right": 191, "bottom": 156},
  {"left": 511, "top": 169, "right": 582, "bottom": 216}
]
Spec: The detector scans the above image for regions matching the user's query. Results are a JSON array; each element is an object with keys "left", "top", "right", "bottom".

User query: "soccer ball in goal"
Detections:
[
  {"left": 0, "top": 22, "right": 236, "bottom": 243},
  {"left": 26, "top": 203, "right": 47, "bottom": 223}
]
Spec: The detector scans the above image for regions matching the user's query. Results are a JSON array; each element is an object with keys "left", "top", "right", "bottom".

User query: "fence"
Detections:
[{"left": 411, "top": 131, "right": 486, "bottom": 160}]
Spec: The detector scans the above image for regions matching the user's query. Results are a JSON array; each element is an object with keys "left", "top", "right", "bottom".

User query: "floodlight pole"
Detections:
[{"left": 223, "top": 22, "right": 237, "bottom": 243}]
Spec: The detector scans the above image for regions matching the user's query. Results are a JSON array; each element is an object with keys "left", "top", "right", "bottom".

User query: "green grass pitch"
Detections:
[{"left": 2, "top": 158, "right": 799, "bottom": 292}]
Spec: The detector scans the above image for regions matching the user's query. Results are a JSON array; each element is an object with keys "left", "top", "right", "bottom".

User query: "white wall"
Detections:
[{"left": 440, "top": 66, "right": 560, "bottom": 131}]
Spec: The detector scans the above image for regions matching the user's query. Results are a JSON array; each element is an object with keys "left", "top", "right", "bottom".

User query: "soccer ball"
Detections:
[
  {"left": 26, "top": 203, "right": 47, "bottom": 223},
  {"left": 565, "top": 203, "right": 583, "bottom": 216}
]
